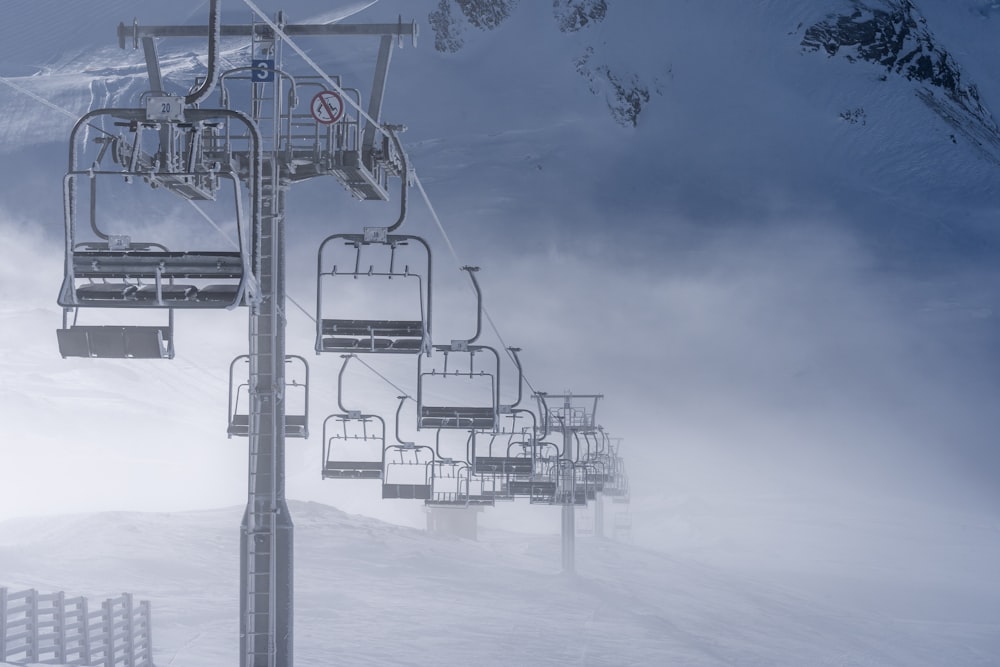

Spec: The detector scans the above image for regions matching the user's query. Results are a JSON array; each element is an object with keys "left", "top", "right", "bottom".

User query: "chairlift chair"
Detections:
[
  {"left": 319, "top": 354, "right": 387, "bottom": 479},
  {"left": 59, "top": 108, "right": 259, "bottom": 310},
  {"left": 315, "top": 230, "right": 432, "bottom": 354},
  {"left": 466, "top": 470, "right": 501, "bottom": 506},
  {"left": 321, "top": 412, "right": 386, "bottom": 480},
  {"left": 416, "top": 267, "right": 512, "bottom": 431},
  {"left": 417, "top": 344, "right": 501, "bottom": 430},
  {"left": 424, "top": 460, "right": 470, "bottom": 508},
  {"left": 56, "top": 105, "right": 262, "bottom": 357},
  {"left": 382, "top": 443, "right": 434, "bottom": 500},
  {"left": 381, "top": 396, "right": 434, "bottom": 499},
  {"left": 471, "top": 432, "right": 535, "bottom": 478},
  {"left": 227, "top": 355, "right": 310, "bottom": 438}
]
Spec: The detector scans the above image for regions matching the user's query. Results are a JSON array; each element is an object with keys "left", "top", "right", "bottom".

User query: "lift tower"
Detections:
[
  {"left": 536, "top": 393, "right": 602, "bottom": 574},
  {"left": 110, "top": 7, "right": 416, "bottom": 666}
]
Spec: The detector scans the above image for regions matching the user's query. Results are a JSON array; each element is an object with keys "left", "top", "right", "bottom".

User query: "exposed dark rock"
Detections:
[
  {"left": 454, "top": 0, "right": 519, "bottom": 31},
  {"left": 429, "top": 0, "right": 465, "bottom": 53},
  {"left": 553, "top": 0, "right": 608, "bottom": 33},
  {"left": 576, "top": 46, "right": 651, "bottom": 127},
  {"left": 802, "top": 1, "right": 996, "bottom": 134}
]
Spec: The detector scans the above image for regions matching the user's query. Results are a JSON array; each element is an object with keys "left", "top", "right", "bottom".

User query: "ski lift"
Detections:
[
  {"left": 504, "top": 441, "right": 559, "bottom": 504},
  {"left": 56, "top": 103, "right": 262, "bottom": 357},
  {"left": 552, "top": 461, "right": 588, "bottom": 507},
  {"left": 381, "top": 397, "right": 434, "bottom": 500},
  {"left": 227, "top": 355, "right": 310, "bottom": 438},
  {"left": 535, "top": 392, "right": 602, "bottom": 435},
  {"left": 417, "top": 267, "right": 507, "bottom": 431},
  {"left": 604, "top": 455, "right": 631, "bottom": 504},
  {"left": 425, "top": 459, "right": 469, "bottom": 508},
  {"left": 466, "top": 470, "right": 501, "bottom": 506},
  {"left": 576, "top": 508, "right": 595, "bottom": 536},
  {"left": 382, "top": 443, "right": 434, "bottom": 500},
  {"left": 471, "top": 430, "right": 535, "bottom": 478},
  {"left": 58, "top": 107, "right": 259, "bottom": 310},
  {"left": 321, "top": 355, "right": 387, "bottom": 480},
  {"left": 315, "top": 230, "right": 432, "bottom": 354},
  {"left": 584, "top": 460, "right": 607, "bottom": 494},
  {"left": 322, "top": 413, "right": 386, "bottom": 480}
]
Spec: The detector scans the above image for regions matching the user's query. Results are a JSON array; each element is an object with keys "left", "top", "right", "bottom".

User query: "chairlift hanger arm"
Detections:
[
  {"left": 184, "top": 0, "right": 221, "bottom": 106},
  {"left": 533, "top": 392, "right": 551, "bottom": 440},
  {"left": 336, "top": 354, "right": 356, "bottom": 414},
  {"left": 457, "top": 266, "right": 482, "bottom": 345},
  {"left": 506, "top": 346, "right": 524, "bottom": 409},
  {"left": 510, "top": 408, "right": 537, "bottom": 445},
  {"left": 570, "top": 431, "right": 584, "bottom": 463},
  {"left": 384, "top": 126, "right": 409, "bottom": 234},
  {"left": 393, "top": 395, "right": 414, "bottom": 447}
]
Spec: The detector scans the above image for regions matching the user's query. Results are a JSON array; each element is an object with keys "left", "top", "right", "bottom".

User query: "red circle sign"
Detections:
[{"left": 310, "top": 91, "right": 344, "bottom": 125}]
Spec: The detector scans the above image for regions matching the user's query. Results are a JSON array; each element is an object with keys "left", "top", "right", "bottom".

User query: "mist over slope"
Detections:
[{"left": 2, "top": 501, "right": 998, "bottom": 666}]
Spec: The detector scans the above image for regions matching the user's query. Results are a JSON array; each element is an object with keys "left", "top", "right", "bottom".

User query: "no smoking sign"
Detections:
[{"left": 310, "top": 90, "right": 344, "bottom": 125}]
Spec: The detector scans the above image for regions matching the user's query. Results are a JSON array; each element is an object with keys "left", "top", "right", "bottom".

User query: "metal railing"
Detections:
[{"left": 0, "top": 588, "right": 153, "bottom": 667}]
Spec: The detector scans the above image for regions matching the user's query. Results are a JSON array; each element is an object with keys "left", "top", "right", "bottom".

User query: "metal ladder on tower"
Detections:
[{"left": 242, "top": 14, "right": 287, "bottom": 667}]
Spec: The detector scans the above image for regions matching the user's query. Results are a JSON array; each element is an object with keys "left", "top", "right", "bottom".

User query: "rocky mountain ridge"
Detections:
[
  {"left": 426, "top": 0, "right": 999, "bottom": 144},
  {"left": 802, "top": 0, "right": 1000, "bottom": 161}
]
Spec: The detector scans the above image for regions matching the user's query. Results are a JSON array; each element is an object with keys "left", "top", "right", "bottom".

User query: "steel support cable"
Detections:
[{"left": 0, "top": 76, "right": 116, "bottom": 140}]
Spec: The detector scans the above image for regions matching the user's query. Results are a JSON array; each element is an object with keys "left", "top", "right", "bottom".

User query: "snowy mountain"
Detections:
[{"left": 1, "top": 0, "right": 1000, "bottom": 664}]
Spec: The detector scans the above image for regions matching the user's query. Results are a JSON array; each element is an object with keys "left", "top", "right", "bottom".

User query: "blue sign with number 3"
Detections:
[{"left": 251, "top": 59, "right": 275, "bottom": 82}]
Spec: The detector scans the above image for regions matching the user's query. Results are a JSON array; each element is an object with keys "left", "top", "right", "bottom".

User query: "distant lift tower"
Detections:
[
  {"left": 535, "top": 393, "right": 602, "bottom": 574},
  {"left": 59, "top": 3, "right": 415, "bottom": 666}
]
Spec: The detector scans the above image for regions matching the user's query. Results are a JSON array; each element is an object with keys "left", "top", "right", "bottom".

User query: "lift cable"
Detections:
[
  {"left": 0, "top": 76, "right": 116, "bottom": 140},
  {"left": 240, "top": 0, "right": 541, "bottom": 397},
  {"left": 351, "top": 355, "right": 413, "bottom": 400}
]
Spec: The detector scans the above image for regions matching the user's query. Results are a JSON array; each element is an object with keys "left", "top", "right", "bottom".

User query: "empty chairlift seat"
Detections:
[
  {"left": 321, "top": 413, "right": 386, "bottom": 480},
  {"left": 416, "top": 345, "right": 501, "bottom": 431},
  {"left": 316, "top": 232, "right": 432, "bottom": 355},
  {"left": 381, "top": 444, "right": 434, "bottom": 500},
  {"left": 56, "top": 324, "right": 173, "bottom": 360}
]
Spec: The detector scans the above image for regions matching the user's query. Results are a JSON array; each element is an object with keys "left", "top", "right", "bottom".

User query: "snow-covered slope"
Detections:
[{"left": 1, "top": 501, "right": 998, "bottom": 666}]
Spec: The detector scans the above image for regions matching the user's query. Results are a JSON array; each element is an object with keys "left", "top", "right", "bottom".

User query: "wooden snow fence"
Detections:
[{"left": 0, "top": 588, "right": 153, "bottom": 666}]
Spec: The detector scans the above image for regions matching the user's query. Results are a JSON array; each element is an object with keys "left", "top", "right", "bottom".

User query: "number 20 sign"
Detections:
[{"left": 146, "top": 96, "right": 185, "bottom": 122}]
